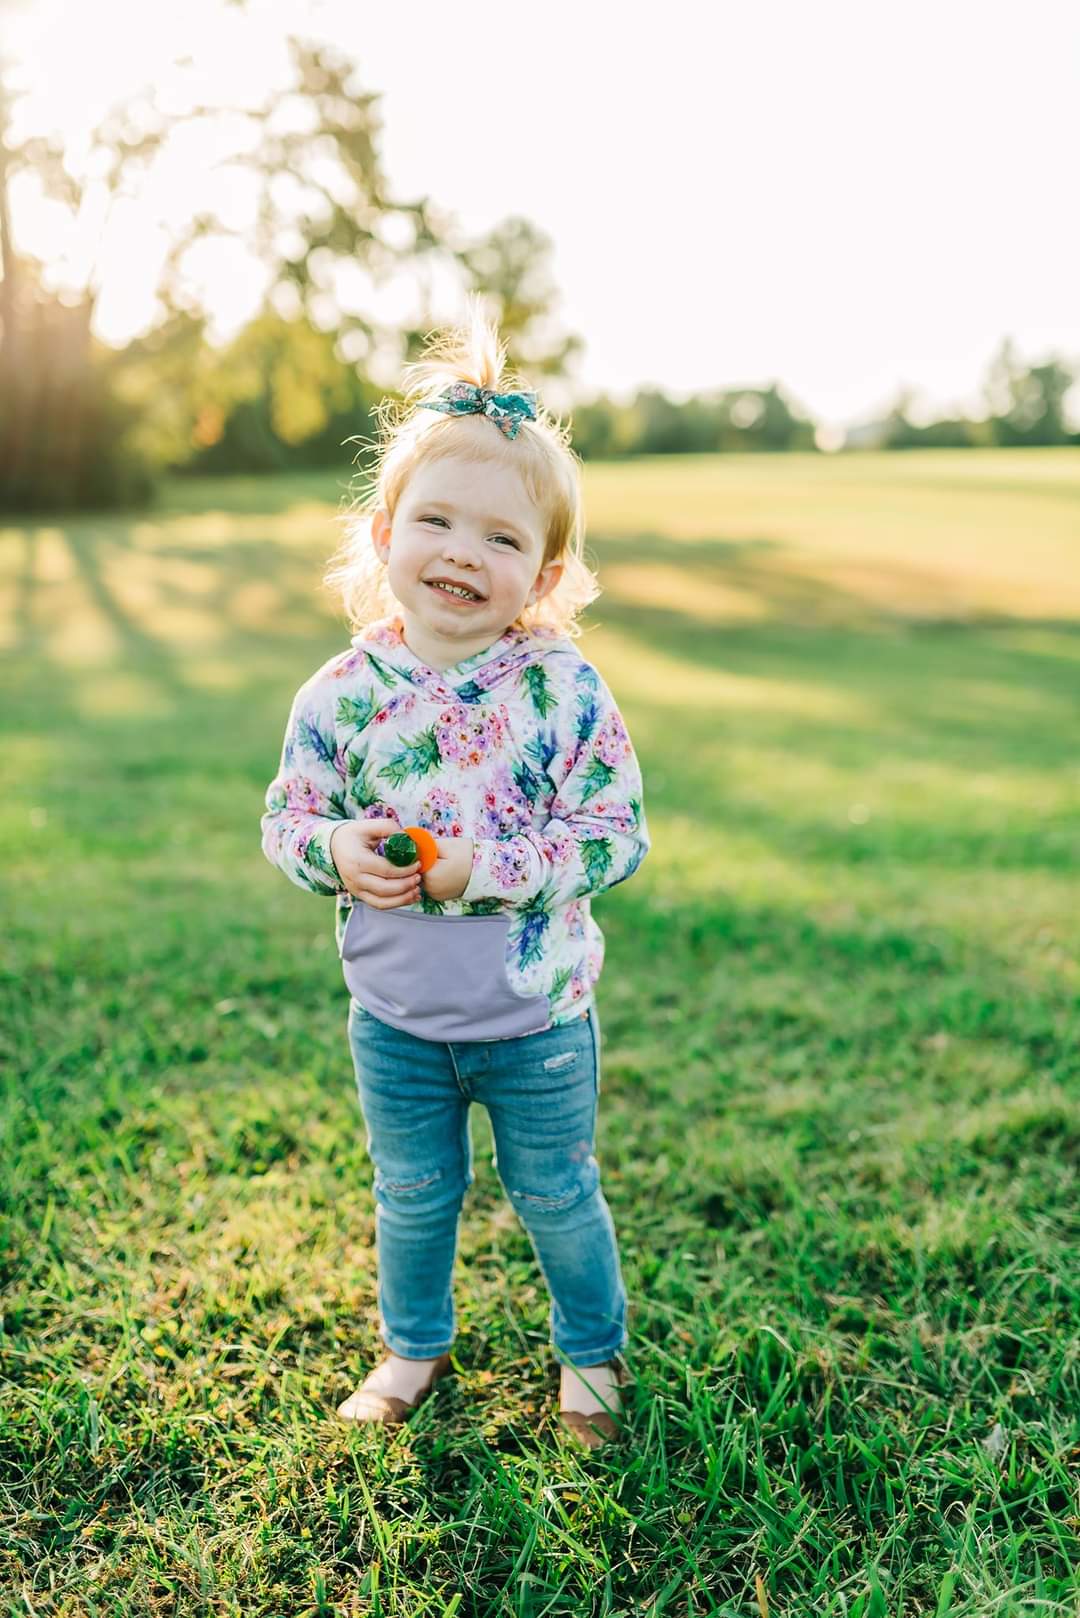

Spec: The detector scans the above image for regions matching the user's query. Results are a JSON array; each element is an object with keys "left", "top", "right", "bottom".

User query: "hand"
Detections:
[
  {"left": 421, "top": 836, "right": 475, "bottom": 902},
  {"left": 328, "top": 819, "right": 422, "bottom": 909}
]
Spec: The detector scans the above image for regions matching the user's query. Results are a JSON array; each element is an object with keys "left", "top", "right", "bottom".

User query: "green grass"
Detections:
[{"left": 1, "top": 450, "right": 1078, "bottom": 1615}]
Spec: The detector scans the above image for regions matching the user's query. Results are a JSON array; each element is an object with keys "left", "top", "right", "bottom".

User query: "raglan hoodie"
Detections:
[{"left": 260, "top": 612, "right": 650, "bottom": 1042}]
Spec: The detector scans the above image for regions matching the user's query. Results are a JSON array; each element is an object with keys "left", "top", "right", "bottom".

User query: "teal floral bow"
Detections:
[{"left": 418, "top": 380, "right": 539, "bottom": 440}]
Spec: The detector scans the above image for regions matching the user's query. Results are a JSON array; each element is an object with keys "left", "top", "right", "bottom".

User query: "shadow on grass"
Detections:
[
  {"left": 3, "top": 501, "right": 1076, "bottom": 1071},
  {"left": 7, "top": 512, "right": 1080, "bottom": 729}
]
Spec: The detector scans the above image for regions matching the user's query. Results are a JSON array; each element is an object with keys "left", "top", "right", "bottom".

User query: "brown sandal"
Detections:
[
  {"left": 336, "top": 1351, "right": 453, "bottom": 1428},
  {"left": 556, "top": 1357, "right": 631, "bottom": 1450}
]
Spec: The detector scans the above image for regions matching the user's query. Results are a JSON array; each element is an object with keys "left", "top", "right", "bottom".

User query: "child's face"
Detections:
[{"left": 371, "top": 452, "right": 563, "bottom": 659}]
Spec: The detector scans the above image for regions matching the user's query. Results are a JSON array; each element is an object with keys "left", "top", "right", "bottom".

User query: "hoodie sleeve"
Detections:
[
  {"left": 261, "top": 666, "right": 350, "bottom": 897},
  {"left": 460, "top": 660, "right": 650, "bottom": 908}
]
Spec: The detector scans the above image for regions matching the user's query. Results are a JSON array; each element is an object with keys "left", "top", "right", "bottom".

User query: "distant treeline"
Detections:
[
  {"left": 842, "top": 342, "right": 1080, "bottom": 453},
  {"left": 161, "top": 323, "right": 1078, "bottom": 476},
  {"left": 172, "top": 354, "right": 823, "bottom": 475},
  {"left": 3, "top": 293, "right": 1076, "bottom": 515},
  {"left": 166, "top": 327, "right": 1079, "bottom": 473}
]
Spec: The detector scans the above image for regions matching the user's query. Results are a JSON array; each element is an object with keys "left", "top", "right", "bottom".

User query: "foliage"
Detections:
[
  {"left": 0, "top": 258, "right": 155, "bottom": 511},
  {"left": 115, "top": 309, "right": 386, "bottom": 476},
  {"left": 567, "top": 381, "right": 815, "bottom": 459},
  {"left": 0, "top": 37, "right": 581, "bottom": 509},
  {"left": 982, "top": 338, "right": 1079, "bottom": 447},
  {"left": 848, "top": 341, "right": 1080, "bottom": 452}
]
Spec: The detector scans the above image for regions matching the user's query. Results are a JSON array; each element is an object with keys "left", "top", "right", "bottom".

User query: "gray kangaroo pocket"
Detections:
[{"left": 340, "top": 904, "right": 551, "bottom": 1042}]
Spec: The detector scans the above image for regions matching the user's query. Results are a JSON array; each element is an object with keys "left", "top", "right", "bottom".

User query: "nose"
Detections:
[{"left": 440, "top": 532, "right": 483, "bottom": 570}]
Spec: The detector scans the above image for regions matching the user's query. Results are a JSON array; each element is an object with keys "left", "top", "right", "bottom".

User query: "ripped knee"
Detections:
[
  {"left": 504, "top": 1153, "right": 599, "bottom": 1217},
  {"left": 373, "top": 1164, "right": 469, "bottom": 1209}
]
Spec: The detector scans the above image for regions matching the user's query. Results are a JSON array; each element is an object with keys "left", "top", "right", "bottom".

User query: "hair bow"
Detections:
[{"left": 418, "top": 380, "right": 539, "bottom": 440}]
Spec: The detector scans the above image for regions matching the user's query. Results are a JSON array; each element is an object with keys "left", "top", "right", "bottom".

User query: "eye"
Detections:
[{"left": 421, "top": 516, "right": 520, "bottom": 549}]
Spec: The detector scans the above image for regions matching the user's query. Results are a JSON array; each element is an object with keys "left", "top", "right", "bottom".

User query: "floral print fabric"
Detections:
[{"left": 260, "top": 613, "right": 651, "bottom": 1031}]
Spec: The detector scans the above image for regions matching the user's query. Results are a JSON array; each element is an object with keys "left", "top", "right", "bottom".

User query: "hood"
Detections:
[{"left": 350, "top": 612, "right": 572, "bottom": 702}]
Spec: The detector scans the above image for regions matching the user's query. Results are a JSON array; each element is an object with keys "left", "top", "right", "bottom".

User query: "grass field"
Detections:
[{"left": 2, "top": 450, "right": 1078, "bottom": 1615}]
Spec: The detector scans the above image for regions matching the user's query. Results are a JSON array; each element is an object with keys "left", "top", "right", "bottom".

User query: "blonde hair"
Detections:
[{"left": 323, "top": 294, "right": 600, "bottom": 640}]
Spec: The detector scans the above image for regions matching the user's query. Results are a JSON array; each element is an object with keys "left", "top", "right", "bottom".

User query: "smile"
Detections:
[{"left": 425, "top": 580, "right": 485, "bottom": 604}]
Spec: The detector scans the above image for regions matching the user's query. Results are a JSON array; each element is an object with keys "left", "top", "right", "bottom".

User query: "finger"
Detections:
[
  {"left": 359, "top": 855, "right": 420, "bottom": 879},
  {"left": 382, "top": 859, "right": 420, "bottom": 877},
  {"left": 359, "top": 889, "right": 417, "bottom": 910},
  {"left": 356, "top": 874, "right": 423, "bottom": 901},
  {"left": 359, "top": 865, "right": 420, "bottom": 890},
  {"left": 357, "top": 818, "right": 404, "bottom": 839}
]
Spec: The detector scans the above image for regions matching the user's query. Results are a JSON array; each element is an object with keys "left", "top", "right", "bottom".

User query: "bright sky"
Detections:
[{"left": 6, "top": 0, "right": 1080, "bottom": 429}]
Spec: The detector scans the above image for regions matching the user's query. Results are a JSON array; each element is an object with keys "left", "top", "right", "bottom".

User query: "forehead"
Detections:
[{"left": 403, "top": 454, "right": 538, "bottom": 529}]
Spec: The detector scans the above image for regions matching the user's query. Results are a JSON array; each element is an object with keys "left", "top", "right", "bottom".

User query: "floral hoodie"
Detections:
[{"left": 260, "top": 612, "right": 650, "bottom": 1043}]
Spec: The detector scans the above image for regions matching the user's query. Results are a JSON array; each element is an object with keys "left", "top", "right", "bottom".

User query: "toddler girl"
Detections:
[{"left": 260, "top": 297, "right": 651, "bottom": 1448}]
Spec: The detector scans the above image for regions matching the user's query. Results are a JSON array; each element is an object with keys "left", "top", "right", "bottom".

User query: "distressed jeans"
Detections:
[{"left": 345, "top": 997, "right": 629, "bottom": 1368}]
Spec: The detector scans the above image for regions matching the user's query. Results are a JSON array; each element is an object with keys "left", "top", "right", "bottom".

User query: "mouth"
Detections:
[{"left": 424, "top": 578, "right": 486, "bottom": 605}]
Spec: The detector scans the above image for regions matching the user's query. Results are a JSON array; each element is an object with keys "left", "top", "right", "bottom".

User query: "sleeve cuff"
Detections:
[
  {"left": 306, "top": 819, "right": 347, "bottom": 892},
  {"left": 460, "top": 836, "right": 540, "bottom": 903}
]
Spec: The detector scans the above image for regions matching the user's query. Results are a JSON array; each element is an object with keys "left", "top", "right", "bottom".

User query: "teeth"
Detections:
[{"left": 430, "top": 581, "right": 479, "bottom": 600}]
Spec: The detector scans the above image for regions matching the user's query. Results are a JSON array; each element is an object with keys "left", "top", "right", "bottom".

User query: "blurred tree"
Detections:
[
  {"left": 567, "top": 382, "right": 816, "bottom": 459},
  {"left": 0, "top": 33, "right": 581, "bottom": 505},
  {"left": 729, "top": 383, "right": 816, "bottom": 452},
  {"left": 454, "top": 215, "right": 583, "bottom": 393},
  {"left": 567, "top": 392, "right": 621, "bottom": 459},
  {"left": 859, "top": 351, "right": 1080, "bottom": 451},
  {"left": 984, "top": 338, "right": 1078, "bottom": 447},
  {"left": 627, "top": 388, "right": 692, "bottom": 455},
  {"left": 876, "top": 387, "right": 985, "bottom": 450},
  {"left": 0, "top": 76, "right": 154, "bottom": 509},
  {"left": 159, "top": 309, "right": 382, "bottom": 474}
]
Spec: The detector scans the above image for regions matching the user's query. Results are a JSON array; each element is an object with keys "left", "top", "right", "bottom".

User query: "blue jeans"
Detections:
[{"left": 345, "top": 998, "right": 629, "bottom": 1368}]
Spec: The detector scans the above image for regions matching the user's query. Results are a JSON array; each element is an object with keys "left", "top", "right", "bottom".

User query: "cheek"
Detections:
[{"left": 389, "top": 536, "right": 424, "bottom": 571}]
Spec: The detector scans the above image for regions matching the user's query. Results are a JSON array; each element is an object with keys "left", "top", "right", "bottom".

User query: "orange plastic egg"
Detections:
[{"left": 402, "top": 825, "right": 439, "bottom": 873}]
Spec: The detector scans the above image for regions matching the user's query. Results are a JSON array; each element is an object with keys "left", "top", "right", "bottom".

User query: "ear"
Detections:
[
  {"left": 370, "top": 507, "right": 391, "bottom": 563},
  {"left": 526, "top": 559, "right": 564, "bottom": 607}
]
